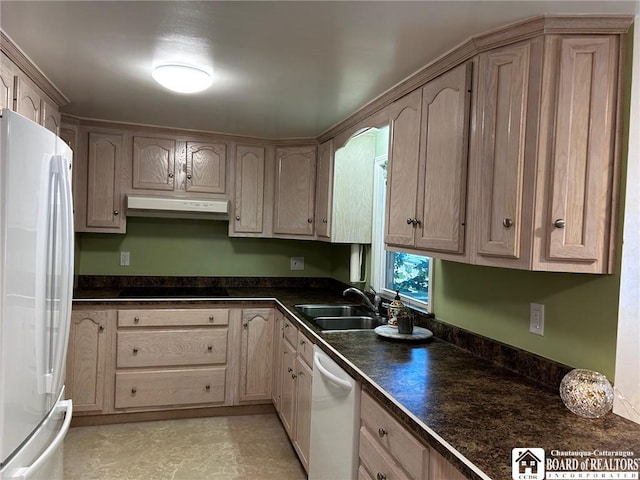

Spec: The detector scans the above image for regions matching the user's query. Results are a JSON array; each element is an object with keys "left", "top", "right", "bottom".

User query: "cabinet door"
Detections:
[
  {"left": 273, "top": 145, "right": 317, "bottom": 236},
  {"left": 66, "top": 311, "right": 111, "bottom": 412},
  {"left": 132, "top": 136, "right": 176, "bottom": 191},
  {"left": 293, "top": 355, "right": 313, "bottom": 472},
  {"left": 279, "top": 338, "right": 297, "bottom": 438},
  {"left": 14, "top": 76, "right": 42, "bottom": 124},
  {"left": 429, "top": 447, "right": 468, "bottom": 480},
  {"left": 233, "top": 145, "right": 266, "bottom": 234},
  {"left": 384, "top": 89, "right": 422, "bottom": 247},
  {"left": 475, "top": 41, "right": 536, "bottom": 261},
  {"left": 415, "top": 62, "right": 472, "bottom": 254},
  {"left": 239, "top": 308, "right": 274, "bottom": 402},
  {"left": 542, "top": 36, "right": 618, "bottom": 268},
  {"left": 271, "top": 310, "right": 283, "bottom": 409},
  {"left": 86, "top": 132, "right": 124, "bottom": 230},
  {"left": 0, "top": 54, "right": 16, "bottom": 111},
  {"left": 315, "top": 139, "right": 333, "bottom": 239},
  {"left": 41, "top": 97, "right": 60, "bottom": 134},
  {"left": 185, "top": 141, "right": 226, "bottom": 194}
]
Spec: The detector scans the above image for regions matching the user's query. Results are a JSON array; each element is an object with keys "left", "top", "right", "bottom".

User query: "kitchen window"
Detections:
[{"left": 370, "top": 127, "right": 432, "bottom": 311}]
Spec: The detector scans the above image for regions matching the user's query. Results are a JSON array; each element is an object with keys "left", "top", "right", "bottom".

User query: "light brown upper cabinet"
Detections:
[
  {"left": 415, "top": 62, "right": 472, "bottom": 256},
  {"left": 384, "top": 89, "right": 422, "bottom": 248},
  {"left": 81, "top": 131, "right": 125, "bottom": 232},
  {"left": 471, "top": 34, "right": 621, "bottom": 273},
  {"left": 132, "top": 136, "right": 176, "bottom": 191},
  {"left": 472, "top": 39, "right": 543, "bottom": 269},
  {"left": 233, "top": 144, "right": 266, "bottom": 235},
  {"left": 14, "top": 76, "right": 43, "bottom": 124},
  {"left": 315, "top": 139, "right": 333, "bottom": 240},
  {"left": 184, "top": 141, "right": 226, "bottom": 194},
  {"left": 273, "top": 145, "right": 317, "bottom": 237},
  {"left": 0, "top": 54, "right": 16, "bottom": 111},
  {"left": 385, "top": 62, "right": 472, "bottom": 259}
]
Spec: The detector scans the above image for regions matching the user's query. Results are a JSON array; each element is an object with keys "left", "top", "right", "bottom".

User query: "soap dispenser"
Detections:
[{"left": 388, "top": 291, "right": 404, "bottom": 328}]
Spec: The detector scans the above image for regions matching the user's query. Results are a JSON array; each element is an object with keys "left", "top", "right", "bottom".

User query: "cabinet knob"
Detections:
[
  {"left": 168, "top": 172, "right": 174, "bottom": 178},
  {"left": 186, "top": 174, "right": 192, "bottom": 180},
  {"left": 113, "top": 210, "right": 119, "bottom": 215},
  {"left": 209, "top": 315, "right": 214, "bottom": 322},
  {"left": 243, "top": 323, "right": 248, "bottom": 329},
  {"left": 300, "top": 339, "right": 306, "bottom": 346},
  {"left": 207, "top": 345, "right": 213, "bottom": 351},
  {"left": 284, "top": 323, "right": 289, "bottom": 329},
  {"left": 134, "top": 316, "right": 140, "bottom": 324},
  {"left": 378, "top": 427, "right": 387, "bottom": 438},
  {"left": 307, "top": 218, "right": 313, "bottom": 223},
  {"left": 414, "top": 218, "right": 422, "bottom": 227},
  {"left": 99, "top": 325, "right": 104, "bottom": 332},
  {"left": 322, "top": 218, "right": 327, "bottom": 223},
  {"left": 291, "top": 373, "right": 297, "bottom": 379},
  {"left": 376, "top": 473, "right": 387, "bottom": 480},
  {"left": 406, "top": 218, "right": 414, "bottom": 225},
  {"left": 554, "top": 219, "right": 566, "bottom": 229},
  {"left": 236, "top": 216, "right": 241, "bottom": 221},
  {"left": 503, "top": 218, "right": 514, "bottom": 228},
  {"left": 131, "top": 388, "right": 137, "bottom": 395},
  {"left": 132, "top": 348, "right": 138, "bottom": 355},
  {"left": 288, "top": 367, "right": 293, "bottom": 373},
  {"left": 205, "top": 384, "right": 211, "bottom": 391}
]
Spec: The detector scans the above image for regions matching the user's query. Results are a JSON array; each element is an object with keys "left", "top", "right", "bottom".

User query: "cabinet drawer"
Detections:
[
  {"left": 361, "top": 391, "right": 427, "bottom": 480},
  {"left": 115, "top": 367, "right": 226, "bottom": 409},
  {"left": 118, "top": 309, "right": 229, "bottom": 327},
  {"left": 359, "top": 427, "right": 413, "bottom": 480},
  {"left": 116, "top": 329, "right": 228, "bottom": 368},
  {"left": 283, "top": 317, "right": 298, "bottom": 347},
  {"left": 297, "top": 330, "right": 314, "bottom": 367}
]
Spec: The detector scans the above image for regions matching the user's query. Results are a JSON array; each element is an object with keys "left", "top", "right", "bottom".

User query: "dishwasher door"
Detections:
[{"left": 308, "top": 345, "right": 360, "bottom": 480}]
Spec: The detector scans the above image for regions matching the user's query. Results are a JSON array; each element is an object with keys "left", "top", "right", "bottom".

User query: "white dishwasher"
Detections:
[{"left": 308, "top": 345, "right": 361, "bottom": 480}]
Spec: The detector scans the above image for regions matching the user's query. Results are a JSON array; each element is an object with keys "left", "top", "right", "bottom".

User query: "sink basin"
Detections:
[
  {"left": 294, "top": 304, "right": 385, "bottom": 331},
  {"left": 311, "top": 316, "right": 385, "bottom": 331},
  {"left": 294, "top": 304, "right": 372, "bottom": 319}
]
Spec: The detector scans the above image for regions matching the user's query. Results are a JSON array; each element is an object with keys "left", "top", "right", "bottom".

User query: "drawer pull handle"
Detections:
[
  {"left": 205, "top": 384, "right": 211, "bottom": 391},
  {"left": 376, "top": 473, "right": 387, "bottom": 480},
  {"left": 209, "top": 315, "right": 214, "bottom": 322},
  {"left": 134, "top": 316, "right": 140, "bottom": 324},
  {"left": 207, "top": 345, "right": 213, "bottom": 351},
  {"left": 132, "top": 348, "right": 138, "bottom": 355},
  {"left": 131, "top": 388, "right": 137, "bottom": 395},
  {"left": 378, "top": 427, "right": 387, "bottom": 438}
]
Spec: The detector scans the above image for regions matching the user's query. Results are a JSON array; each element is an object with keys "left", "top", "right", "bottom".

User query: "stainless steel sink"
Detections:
[
  {"left": 293, "top": 304, "right": 384, "bottom": 331},
  {"left": 312, "top": 316, "right": 385, "bottom": 331},
  {"left": 294, "top": 304, "right": 372, "bottom": 319}
]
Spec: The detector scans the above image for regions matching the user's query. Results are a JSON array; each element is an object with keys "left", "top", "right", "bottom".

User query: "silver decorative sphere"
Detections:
[{"left": 559, "top": 369, "right": 614, "bottom": 418}]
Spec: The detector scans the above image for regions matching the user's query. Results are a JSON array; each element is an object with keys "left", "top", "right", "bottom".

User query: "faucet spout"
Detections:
[{"left": 343, "top": 287, "right": 380, "bottom": 317}]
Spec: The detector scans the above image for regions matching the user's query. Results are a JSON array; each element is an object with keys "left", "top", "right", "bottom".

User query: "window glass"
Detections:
[{"left": 384, "top": 252, "right": 429, "bottom": 304}]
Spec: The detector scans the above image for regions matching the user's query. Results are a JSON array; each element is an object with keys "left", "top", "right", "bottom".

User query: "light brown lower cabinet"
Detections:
[
  {"left": 65, "top": 310, "right": 113, "bottom": 413},
  {"left": 273, "top": 316, "right": 314, "bottom": 473},
  {"left": 360, "top": 390, "right": 468, "bottom": 480}
]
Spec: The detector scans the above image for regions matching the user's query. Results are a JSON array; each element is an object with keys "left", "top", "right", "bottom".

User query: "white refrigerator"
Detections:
[{"left": 0, "top": 109, "right": 74, "bottom": 480}]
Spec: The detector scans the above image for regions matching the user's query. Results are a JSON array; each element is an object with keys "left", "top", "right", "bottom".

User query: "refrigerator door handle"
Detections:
[{"left": 7, "top": 400, "right": 73, "bottom": 480}]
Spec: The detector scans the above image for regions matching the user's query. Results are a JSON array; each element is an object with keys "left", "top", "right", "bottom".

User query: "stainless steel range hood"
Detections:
[{"left": 126, "top": 195, "right": 229, "bottom": 220}]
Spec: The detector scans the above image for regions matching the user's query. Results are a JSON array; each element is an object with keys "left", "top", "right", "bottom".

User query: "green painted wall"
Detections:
[
  {"left": 76, "top": 217, "right": 351, "bottom": 278},
  {"left": 432, "top": 261, "right": 620, "bottom": 378}
]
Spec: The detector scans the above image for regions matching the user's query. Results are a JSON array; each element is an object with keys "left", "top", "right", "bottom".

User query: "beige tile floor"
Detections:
[{"left": 63, "top": 414, "right": 307, "bottom": 480}]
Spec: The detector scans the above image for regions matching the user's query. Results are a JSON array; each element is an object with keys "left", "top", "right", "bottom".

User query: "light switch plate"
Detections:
[
  {"left": 529, "top": 303, "right": 544, "bottom": 336},
  {"left": 290, "top": 256, "right": 305, "bottom": 271},
  {"left": 120, "top": 251, "right": 130, "bottom": 266}
]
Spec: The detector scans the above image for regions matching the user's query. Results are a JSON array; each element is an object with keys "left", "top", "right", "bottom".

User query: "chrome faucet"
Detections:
[{"left": 343, "top": 286, "right": 381, "bottom": 318}]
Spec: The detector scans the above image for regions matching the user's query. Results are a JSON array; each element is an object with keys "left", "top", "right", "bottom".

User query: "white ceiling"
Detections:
[{"left": 1, "top": 1, "right": 637, "bottom": 138}]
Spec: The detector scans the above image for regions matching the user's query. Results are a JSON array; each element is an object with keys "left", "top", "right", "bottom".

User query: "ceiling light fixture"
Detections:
[{"left": 152, "top": 64, "right": 212, "bottom": 94}]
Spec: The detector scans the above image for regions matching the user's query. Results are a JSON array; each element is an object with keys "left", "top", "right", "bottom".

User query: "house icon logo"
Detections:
[{"left": 512, "top": 448, "right": 545, "bottom": 480}]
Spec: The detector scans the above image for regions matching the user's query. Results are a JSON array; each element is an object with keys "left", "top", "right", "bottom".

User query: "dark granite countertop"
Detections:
[{"left": 73, "top": 281, "right": 640, "bottom": 480}]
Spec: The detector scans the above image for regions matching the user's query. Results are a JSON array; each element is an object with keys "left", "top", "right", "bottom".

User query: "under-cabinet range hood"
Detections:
[{"left": 126, "top": 195, "right": 229, "bottom": 220}]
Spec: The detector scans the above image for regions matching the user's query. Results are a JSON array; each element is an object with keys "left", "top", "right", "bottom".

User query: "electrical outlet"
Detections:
[
  {"left": 120, "top": 251, "right": 130, "bottom": 266},
  {"left": 529, "top": 303, "right": 545, "bottom": 336},
  {"left": 290, "top": 256, "right": 304, "bottom": 271}
]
